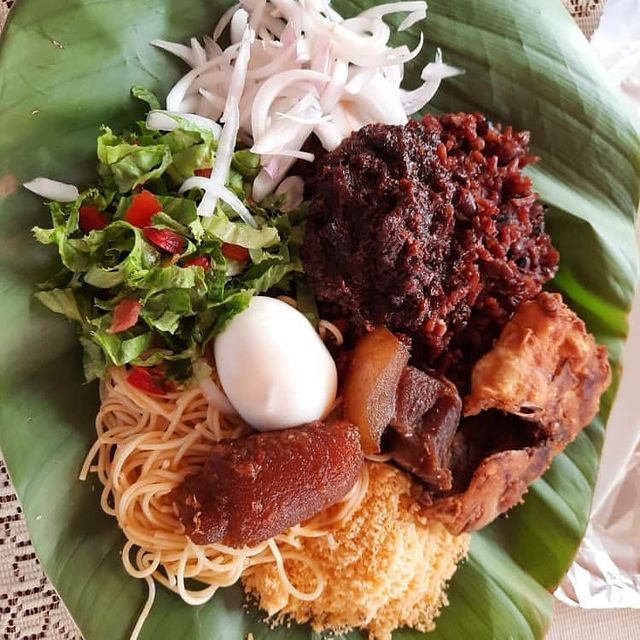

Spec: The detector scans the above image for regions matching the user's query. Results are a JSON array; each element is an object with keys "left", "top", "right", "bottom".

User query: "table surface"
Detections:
[{"left": 1, "top": 0, "right": 639, "bottom": 638}]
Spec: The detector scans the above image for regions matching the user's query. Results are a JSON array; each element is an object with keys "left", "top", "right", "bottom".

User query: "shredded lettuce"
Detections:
[
  {"left": 241, "top": 260, "right": 302, "bottom": 294},
  {"left": 98, "top": 128, "right": 173, "bottom": 193},
  {"left": 92, "top": 329, "right": 154, "bottom": 367},
  {"left": 33, "top": 201, "right": 89, "bottom": 271},
  {"left": 202, "top": 211, "right": 279, "bottom": 248},
  {"left": 32, "top": 109, "right": 309, "bottom": 381},
  {"left": 232, "top": 149, "right": 261, "bottom": 178},
  {"left": 163, "top": 128, "right": 215, "bottom": 183},
  {"left": 98, "top": 112, "right": 219, "bottom": 192},
  {"left": 34, "top": 288, "right": 87, "bottom": 323},
  {"left": 80, "top": 335, "right": 107, "bottom": 381},
  {"left": 131, "top": 86, "right": 161, "bottom": 111}
]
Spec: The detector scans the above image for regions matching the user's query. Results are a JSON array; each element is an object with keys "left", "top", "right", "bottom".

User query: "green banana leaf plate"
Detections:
[{"left": 0, "top": 0, "right": 638, "bottom": 638}]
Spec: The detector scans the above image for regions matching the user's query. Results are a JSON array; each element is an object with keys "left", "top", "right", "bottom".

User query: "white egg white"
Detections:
[{"left": 214, "top": 296, "right": 338, "bottom": 431}]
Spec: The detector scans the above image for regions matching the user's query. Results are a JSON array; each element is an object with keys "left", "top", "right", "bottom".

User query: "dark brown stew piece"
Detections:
[
  {"left": 388, "top": 367, "right": 461, "bottom": 491},
  {"left": 173, "top": 420, "right": 363, "bottom": 547}
]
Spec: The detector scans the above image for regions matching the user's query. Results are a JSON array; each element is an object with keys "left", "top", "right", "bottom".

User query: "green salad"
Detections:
[{"left": 32, "top": 91, "right": 312, "bottom": 384}]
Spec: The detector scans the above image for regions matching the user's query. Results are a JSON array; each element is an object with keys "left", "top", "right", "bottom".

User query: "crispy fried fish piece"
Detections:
[
  {"left": 421, "top": 443, "right": 554, "bottom": 535},
  {"left": 422, "top": 292, "right": 611, "bottom": 534},
  {"left": 464, "top": 292, "right": 611, "bottom": 447}
]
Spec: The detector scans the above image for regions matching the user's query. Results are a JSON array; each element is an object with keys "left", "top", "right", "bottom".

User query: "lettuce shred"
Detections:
[{"left": 33, "top": 97, "right": 310, "bottom": 381}]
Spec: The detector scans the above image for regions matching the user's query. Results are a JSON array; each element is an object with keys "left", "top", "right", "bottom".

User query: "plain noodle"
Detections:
[{"left": 80, "top": 362, "right": 367, "bottom": 639}]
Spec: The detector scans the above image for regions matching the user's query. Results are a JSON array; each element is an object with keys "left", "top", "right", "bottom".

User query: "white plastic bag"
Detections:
[{"left": 556, "top": 0, "right": 640, "bottom": 608}]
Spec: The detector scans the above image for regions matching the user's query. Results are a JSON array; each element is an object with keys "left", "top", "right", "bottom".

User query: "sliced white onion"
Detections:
[
  {"left": 246, "top": 44, "right": 297, "bottom": 79},
  {"left": 345, "top": 67, "right": 377, "bottom": 95},
  {"left": 251, "top": 69, "right": 330, "bottom": 140},
  {"left": 387, "top": 32, "right": 424, "bottom": 66},
  {"left": 198, "top": 87, "right": 226, "bottom": 114},
  {"left": 275, "top": 175, "right": 304, "bottom": 211},
  {"left": 224, "top": 29, "right": 254, "bottom": 121},
  {"left": 151, "top": 39, "right": 195, "bottom": 66},
  {"left": 319, "top": 59, "right": 348, "bottom": 112},
  {"left": 165, "top": 44, "right": 241, "bottom": 113},
  {"left": 400, "top": 50, "right": 463, "bottom": 115},
  {"left": 295, "top": 39, "right": 312, "bottom": 63},
  {"left": 382, "top": 63, "right": 404, "bottom": 90},
  {"left": 251, "top": 94, "right": 320, "bottom": 154},
  {"left": 275, "top": 109, "right": 330, "bottom": 125},
  {"left": 248, "top": 0, "right": 268, "bottom": 30},
  {"left": 231, "top": 8, "right": 249, "bottom": 44},
  {"left": 254, "top": 152, "right": 303, "bottom": 201},
  {"left": 179, "top": 175, "right": 213, "bottom": 192},
  {"left": 309, "top": 36, "right": 331, "bottom": 74},
  {"left": 146, "top": 111, "right": 180, "bottom": 131},
  {"left": 180, "top": 113, "right": 223, "bottom": 137},
  {"left": 166, "top": 66, "right": 205, "bottom": 113},
  {"left": 252, "top": 167, "right": 281, "bottom": 202},
  {"left": 257, "top": 12, "right": 287, "bottom": 39},
  {"left": 146, "top": 110, "right": 222, "bottom": 138},
  {"left": 348, "top": 73, "right": 408, "bottom": 125},
  {"left": 313, "top": 121, "right": 343, "bottom": 150},
  {"left": 273, "top": 149, "right": 314, "bottom": 161},
  {"left": 325, "top": 21, "right": 391, "bottom": 67},
  {"left": 319, "top": 0, "right": 343, "bottom": 23},
  {"left": 23, "top": 178, "right": 79, "bottom": 202},
  {"left": 280, "top": 21, "right": 298, "bottom": 48},
  {"left": 203, "top": 35, "right": 223, "bottom": 59},
  {"left": 262, "top": 155, "right": 282, "bottom": 181},
  {"left": 330, "top": 102, "right": 365, "bottom": 137},
  {"left": 358, "top": 1, "right": 427, "bottom": 31},
  {"left": 199, "top": 376, "right": 237, "bottom": 415},
  {"left": 180, "top": 176, "right": 255, "bottom": 227},
  {"left": 153, "top": 0, "right": 460, "bottom": 200},
  {"left": 253, "top": 119, "right": 313, "bottom": 200},
  {"left": 217, "top": 184, "right": 255, "bottom": 224},
  {"left": 213, "top": 2, "right": 241, "bottom": 42},
  {"left": 191, "top": 27, "right": 257, "bottom": 226},
  {"left": 190, "top": 37, "right": 207, "bottom": 67}
]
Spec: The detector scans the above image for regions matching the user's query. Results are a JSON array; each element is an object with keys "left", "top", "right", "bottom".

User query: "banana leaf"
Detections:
[{"left": 0, "top": 0, "right": 638, "bottom": 639}]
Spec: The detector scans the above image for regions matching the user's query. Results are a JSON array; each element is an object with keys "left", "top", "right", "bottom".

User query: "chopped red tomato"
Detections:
[
  {"left": 194, "top": 168, "right": 212, "bottom": 178},
  {"left": 124, "top": 190, "right": 163, "bottom": 228},
  {"left": 126, "top": 366, "right": 166, "bottom": 396},
  {"left": 107, "top": 299, "right": 142, "bottom": 334},
  {"left": 221, "top": 243, "right": 250, "bottom": 263},
  {"left": 182, "top": 255, "right": 210, "bottom": 271},
  {"left": 143, "top": 228, "right": 186, "bottom": 254},
  {"left": 79, "top": 205, "right": 108, "bottom": 233}
]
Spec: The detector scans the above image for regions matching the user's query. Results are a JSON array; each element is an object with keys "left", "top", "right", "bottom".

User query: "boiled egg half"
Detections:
[{"left": 214, "top": 296, "right": 338, "bottom": 431}]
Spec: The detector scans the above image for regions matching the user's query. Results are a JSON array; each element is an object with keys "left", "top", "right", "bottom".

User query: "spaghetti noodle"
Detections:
[{"left": 80, "top": 366, "right": 368, "bottom": 638}]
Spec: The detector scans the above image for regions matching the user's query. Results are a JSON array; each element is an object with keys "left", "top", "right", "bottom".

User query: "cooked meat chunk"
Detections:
[
  {"left": 343, "top": 326, "right": 410, "bottom": 454},
  {"left": 420, "top": 293, "right": 611, "bottom": 534},
  {"left": 464, "top": 292, "right": 611, "bottom": 447},
  {"left": 341, "top": 328, "right": 460, "bottom": 489},
  {"left": 388, "top": 367, "right": 461, "bottom": 491},
  {"left": 302, "top": 114, "right": 559, "bottom": 379},
  {"left": 174, "top": 420, "right": 363, "bottom": 547}
]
